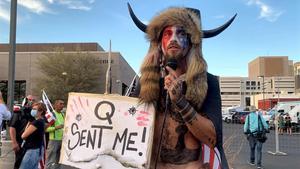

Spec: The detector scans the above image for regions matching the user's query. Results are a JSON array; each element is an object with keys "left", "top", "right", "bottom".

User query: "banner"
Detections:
[{"left": 60, "top": 93, "right": 155, "bottom": 169}]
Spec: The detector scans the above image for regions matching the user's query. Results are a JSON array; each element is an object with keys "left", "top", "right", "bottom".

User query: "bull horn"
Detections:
[
  {"left": 127, "top": 3, "right": 147, "bottom": 32},
  {"left": 203, "top": 14, "right": 237, "bottom": 38}
]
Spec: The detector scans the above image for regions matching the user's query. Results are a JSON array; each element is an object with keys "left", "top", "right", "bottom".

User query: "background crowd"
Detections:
[{"left": 1, "top": 93, "right": 65, "bottom": 169}]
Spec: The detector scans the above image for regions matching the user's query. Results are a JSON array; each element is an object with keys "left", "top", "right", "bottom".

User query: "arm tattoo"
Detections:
[{"left": 175, "top": 97, "right": 196, "bottom": 123}]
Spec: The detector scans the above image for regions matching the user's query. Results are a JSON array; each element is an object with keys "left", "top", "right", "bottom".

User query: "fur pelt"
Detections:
[{"left": 139, "top": 7, "right": 208, "bottom": 110}]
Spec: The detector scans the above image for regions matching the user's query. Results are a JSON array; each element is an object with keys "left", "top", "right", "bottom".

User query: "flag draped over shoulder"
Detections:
[
  {"left": 42, "top": 90, "right": 56, "bottom": 125},
  {"left": 202, "top": 144, "right": 221, "bottom": 169}
]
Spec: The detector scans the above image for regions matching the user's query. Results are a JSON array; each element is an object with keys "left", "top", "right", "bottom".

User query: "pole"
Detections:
[
  {"left": 5, "top": 0, "right": 18, "bottom": 141},
  {"left": 262, "top": 76, "right": 265, "bottom": 110},
  {"left": 268, "top": 77, "right": 287, "bottom": 155},
  {"left": 240, "top": 81, "right": 243, "bottom": 107},
  {"left": 8, "top": 0, "right": 17, "bottom": 114},
  {"left": 125, "top": 74, "right": 138, "bottom": 96},
  {"left": 105, "top": 40, "right": 111, "bottom": 94}
]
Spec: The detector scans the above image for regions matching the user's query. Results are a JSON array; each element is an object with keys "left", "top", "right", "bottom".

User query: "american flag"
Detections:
[
  {"left": 38, "top": 135, "right": 46, "bottom": 169},
  {"left": 42, "top": 90, "right": 56, "bottom": 125},
  {"left": 202, "top": 144, "right": 221, "bottom": 169}
]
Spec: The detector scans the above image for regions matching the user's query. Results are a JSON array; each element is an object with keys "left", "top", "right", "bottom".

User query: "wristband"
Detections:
[{"left": 175, "top": 97, "right": 197, "bottom": 123}]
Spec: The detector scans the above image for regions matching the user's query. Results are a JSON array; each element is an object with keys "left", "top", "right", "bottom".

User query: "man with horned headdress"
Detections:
[{"left": 128, "top": 3, "right": 236, "bottom": 169}]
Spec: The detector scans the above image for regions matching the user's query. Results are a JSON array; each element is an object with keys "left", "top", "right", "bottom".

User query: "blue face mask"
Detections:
[{"left": 30, "top": 109, "right": 38, "bottom": 117}]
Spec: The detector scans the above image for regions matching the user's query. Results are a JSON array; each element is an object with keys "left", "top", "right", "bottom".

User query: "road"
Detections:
[{"left": 223, "top": 123, "right": 300, "bottom": 169}]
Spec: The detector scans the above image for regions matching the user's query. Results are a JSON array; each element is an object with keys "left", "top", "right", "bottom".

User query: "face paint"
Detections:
[{"left": 161, "top": 26, "right": 189, "bottom": 58}]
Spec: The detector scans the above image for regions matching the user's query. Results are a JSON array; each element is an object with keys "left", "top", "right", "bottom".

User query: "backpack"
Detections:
[{"left": 256, "top": 115, "right": 267, "bottom": 143}]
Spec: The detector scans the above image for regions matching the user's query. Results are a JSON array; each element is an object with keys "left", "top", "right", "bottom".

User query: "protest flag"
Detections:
[{"left": 41, "top": 90, "right": 56, "bottom": 125}]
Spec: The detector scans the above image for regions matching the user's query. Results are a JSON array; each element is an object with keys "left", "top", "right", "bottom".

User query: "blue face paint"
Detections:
[
  {"left": 31, "top": 109, "right": 38, "bottom": 117},
  {"left": 176, "top": 27, "right": 189, "bottom": 50},
  {"left": 161, "top": 26, "right": 189, "bottom": 58}
]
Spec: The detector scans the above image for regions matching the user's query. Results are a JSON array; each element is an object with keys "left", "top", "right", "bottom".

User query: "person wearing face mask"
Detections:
[
  {"left": 9, "top": 95, "right": 36, "bottom": 169},
  {"left": 19, "top": 102, "right": 46, "bottom": 169}
]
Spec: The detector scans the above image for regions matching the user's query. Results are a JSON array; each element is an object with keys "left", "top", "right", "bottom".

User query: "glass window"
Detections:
[{"left": 0, "top": 80, "right": 26, "bottom": 104}]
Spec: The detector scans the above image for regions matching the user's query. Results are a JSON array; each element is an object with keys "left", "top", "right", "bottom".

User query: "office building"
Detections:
[
  {"left": 248, "top": 56, "right": 294, "bottom": 78},
  {"left": 0, "top": 43, "right": 137, "bottom": 102}
]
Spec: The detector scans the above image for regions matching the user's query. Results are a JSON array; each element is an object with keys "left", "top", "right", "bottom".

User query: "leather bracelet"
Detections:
[
  {"left": 175, "top": 97, "right": 197, "bottom": 123},
  {"left": 181, "top": 107, "right": 197, "bottom": 123},
  {"left": 176, "top": 97, "right": 189, "bottom": 109}
]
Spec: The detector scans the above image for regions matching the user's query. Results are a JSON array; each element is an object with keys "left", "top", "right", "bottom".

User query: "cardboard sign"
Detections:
[{"left": 60, "top": 93, "right": 155, "bottom": 169}]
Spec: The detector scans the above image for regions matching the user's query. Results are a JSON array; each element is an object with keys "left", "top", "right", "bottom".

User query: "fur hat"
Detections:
[
  {"left": 140, "top": 7, "right": 207, "bottom": 110},
  {"left": 128, "top": 4, "right": 236, "bottom": 110}
]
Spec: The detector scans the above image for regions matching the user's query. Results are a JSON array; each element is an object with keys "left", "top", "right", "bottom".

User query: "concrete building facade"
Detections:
[
  {"left": 220, "top": 76, "right": 296, "bottom": 110},
  {"left": 294, "top": 61, "right": 300, "bottom": 94},
  {"left": 219, "top": 56, "right": 299, "bottom": 110},
  {"left": 248, "top": 56, "right": 294, "bottom": 78},
  {"left": 0, "top": 43, "right": 137, "bottom": 102}
]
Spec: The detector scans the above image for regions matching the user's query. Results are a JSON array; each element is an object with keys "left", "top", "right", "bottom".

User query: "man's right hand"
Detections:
[{"left": 12, "top": 142, "right": 20, "bottom": 152}]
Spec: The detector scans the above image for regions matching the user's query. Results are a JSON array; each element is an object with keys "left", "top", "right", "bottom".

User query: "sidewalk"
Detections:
[
  {"left": 230, "top": 149, "right": 300, "bottom": 169},
  {"left": 0, "top": 140, "right": 14, "bottom": 169}
]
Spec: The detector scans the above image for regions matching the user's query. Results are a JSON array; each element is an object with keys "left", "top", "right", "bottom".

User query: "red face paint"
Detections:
[{"left": 161, "top": 26, "right": 189, "bottom": 58}]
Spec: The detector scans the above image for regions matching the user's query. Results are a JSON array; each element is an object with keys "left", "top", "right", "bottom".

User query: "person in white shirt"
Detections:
[{"left": 0, "top": 91, "right": 11, "bottom": 127}]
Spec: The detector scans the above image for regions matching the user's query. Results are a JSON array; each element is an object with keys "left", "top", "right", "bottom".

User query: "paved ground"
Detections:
[
  {"left": 223, "top": 123, "right": 300, "bottom": 169},
  {"left": 1, "top": 123, "right": 299, "bottom": 169}
]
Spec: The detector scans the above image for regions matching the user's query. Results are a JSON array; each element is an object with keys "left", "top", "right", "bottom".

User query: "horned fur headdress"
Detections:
[{"left": 128, "top": 3, "right": 236, "bottom": 110}]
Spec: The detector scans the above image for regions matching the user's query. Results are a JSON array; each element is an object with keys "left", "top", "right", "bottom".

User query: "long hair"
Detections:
[{"left": 139, "top": 7, "right": 208, "bottom": 109}]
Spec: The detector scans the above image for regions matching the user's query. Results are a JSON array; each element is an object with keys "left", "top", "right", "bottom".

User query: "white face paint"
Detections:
[{"left": 161, "top": 26, "right": 189, "bottom": 59}]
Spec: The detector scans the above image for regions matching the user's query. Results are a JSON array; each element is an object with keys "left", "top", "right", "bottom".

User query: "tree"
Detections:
[{"left": 33, "top": 48, "right": 102, "bottom": 102}]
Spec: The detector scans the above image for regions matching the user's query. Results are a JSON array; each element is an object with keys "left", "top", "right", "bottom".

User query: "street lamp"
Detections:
[
  {"left": 240, "top": 81, "right": 244, "bottom": 107},
  {"left": 62, "top": 72, "right": 67, "bottom": 76},
  {"left": 277, "top": 77, "right": 281, "bottom": 105},
  {"left": 62, "top": 72, "right": 68, "bottom": 101},
  {"left": 268, "top": 77, "right": 286, "bottom": 156},
  {"left": 258, "top": 75, "right": 265, "bottom": 110}
]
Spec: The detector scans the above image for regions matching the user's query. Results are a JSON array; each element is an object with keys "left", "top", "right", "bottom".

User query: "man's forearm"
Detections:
[
  {"left": 175, "top": 97, "right": 216, "bottom": 148},
  {"left": 9, "top": 127, "right": 18, "bottom": 144},
  {"left": 186, "top": 113, "right": 216, "bottom": 148}
]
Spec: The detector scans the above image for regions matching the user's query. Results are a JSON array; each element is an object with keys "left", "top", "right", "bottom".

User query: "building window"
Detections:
[
  {"left": 122, "top": 83, "right": 128, "bottom": 96},
  {"left": 246, "top": 97, "right": 250, "bottom": 106},
  {"left": 0, "top": 80, "right": 26, "bottom": 104}
]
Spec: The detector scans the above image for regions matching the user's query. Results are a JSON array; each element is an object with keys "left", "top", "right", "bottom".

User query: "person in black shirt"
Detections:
[
  {"left": 19, "top": 102, "right": 46, "bottom": 169},
  {"left": 9, "top": 104, "right": 34, "bottom": 169}
]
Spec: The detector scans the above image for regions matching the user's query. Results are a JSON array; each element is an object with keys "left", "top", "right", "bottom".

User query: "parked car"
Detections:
[
  {"left": 222, "top": 113, "right": 233, "bottom": 123},
  {"left": 240, "top": 114, "right": 248, "bottom": 124},
  {"left": 262, "top": 109, "right": 276, "bottom": 124},
  {"left": 232, "top": 111, "right": 250, "bottom": 123}
]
